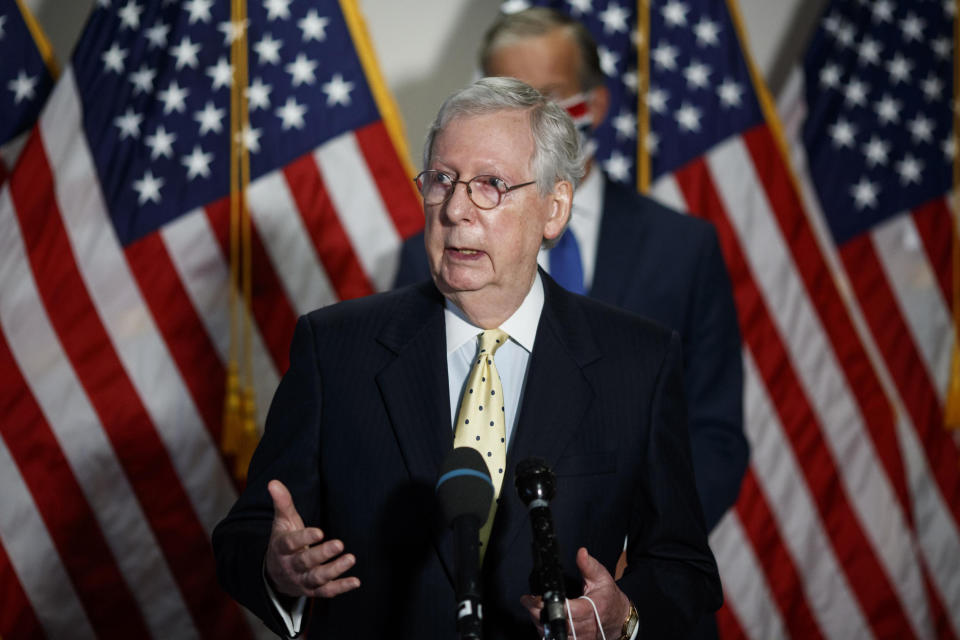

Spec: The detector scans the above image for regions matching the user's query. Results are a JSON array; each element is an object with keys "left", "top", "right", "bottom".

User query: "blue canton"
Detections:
[
  {"left": 0, "top": 0, "right": 54, "bottom": 145},
  {"left": 72, "top": 0, "right": 381, "bottom": 246},
  {"left": 802, "top": 0, "right": 953, "bottom": 245}
]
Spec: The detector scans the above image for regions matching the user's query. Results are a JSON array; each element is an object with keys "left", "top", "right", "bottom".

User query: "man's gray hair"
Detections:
[
  {"left": 479, "top": 8, "right": 605, "bottom": 93},
  {"left": 422, "top": 77, "right": 585, "bottom": 197}
]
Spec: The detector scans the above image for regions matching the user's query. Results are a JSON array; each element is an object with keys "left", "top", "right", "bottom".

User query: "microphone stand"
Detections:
[
  {"left": 452, "top": 513, "right": 483, "bottom": 640},
  {"left": 436, "top": 448, "right": 493, "bottom": 640},
  {"left": 516, "top": 459, "right": 567, "bottom": 640}
]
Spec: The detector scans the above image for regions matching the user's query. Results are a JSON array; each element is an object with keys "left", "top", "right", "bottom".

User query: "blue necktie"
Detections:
[{"left": 549, "top": 229, "right": 585, "bottom": 295}]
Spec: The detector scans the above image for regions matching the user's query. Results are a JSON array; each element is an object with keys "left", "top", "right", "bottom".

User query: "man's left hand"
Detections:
[{"left": 520, "top": 546, "right": 631, "bottom": 639}]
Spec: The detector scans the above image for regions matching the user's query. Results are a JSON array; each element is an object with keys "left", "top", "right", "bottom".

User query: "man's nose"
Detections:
[{"left": 443, "top": 180, "right": 478, "bottom": 222}]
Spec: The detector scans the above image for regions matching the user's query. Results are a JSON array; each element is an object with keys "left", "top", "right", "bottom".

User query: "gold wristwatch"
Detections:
[{"left": 619, "top": 602, "right": 639, "bottom": 640}]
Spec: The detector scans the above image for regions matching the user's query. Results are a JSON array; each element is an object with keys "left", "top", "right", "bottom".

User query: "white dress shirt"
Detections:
[
  {"left": 444, "top": 272, "right": 544, "bottom": 447},
  {"left": 537, "top": 164, "right": 604, "bottom": 291}
]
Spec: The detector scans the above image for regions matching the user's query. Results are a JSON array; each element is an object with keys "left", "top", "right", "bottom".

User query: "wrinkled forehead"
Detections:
[{"left": 428, "top": 109, "right": 536, "bottom": 170}]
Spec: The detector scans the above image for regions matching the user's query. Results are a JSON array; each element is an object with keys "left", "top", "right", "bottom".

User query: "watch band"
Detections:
[{"left": 619, "top": 602, "right": 639, "bottom": 640}]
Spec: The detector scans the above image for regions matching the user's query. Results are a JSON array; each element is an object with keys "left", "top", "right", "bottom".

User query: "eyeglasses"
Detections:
[{"left": 414, "top": 170, "right": 536, "bottom": 210}]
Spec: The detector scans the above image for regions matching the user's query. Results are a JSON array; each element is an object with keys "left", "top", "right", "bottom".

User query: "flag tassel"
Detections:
[
  {"left": 235, "top": 386, "right": 259, "bottom": 482},
  {"left": 222, "top": 363, "right": 243, "bottom": 456},
  {"left": 946, "top": 343, "right": 960, "bottom": 429}
]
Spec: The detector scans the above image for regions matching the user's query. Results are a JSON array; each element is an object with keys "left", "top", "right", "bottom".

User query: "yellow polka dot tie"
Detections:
[{"left": 453, "top": 328, "right": 509, "bottom": 561}]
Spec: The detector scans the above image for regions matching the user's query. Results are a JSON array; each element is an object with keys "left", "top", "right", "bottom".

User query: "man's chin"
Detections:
[{"left": 433, "top": 266, "right": 490, "bottom": 296}]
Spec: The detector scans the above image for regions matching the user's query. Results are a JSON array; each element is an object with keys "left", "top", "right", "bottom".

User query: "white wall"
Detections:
[{"left": 24, "top": 0, "right": 821, "bottom": 169}]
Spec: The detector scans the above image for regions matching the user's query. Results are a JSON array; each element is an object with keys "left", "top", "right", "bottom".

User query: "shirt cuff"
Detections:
[{"left": 263, "top": 565, "right": 306, "bottom": 637}]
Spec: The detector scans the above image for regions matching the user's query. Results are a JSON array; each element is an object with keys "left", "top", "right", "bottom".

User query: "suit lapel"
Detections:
[
  {"left": 374, "top": 284, "right": 456, "bottom": 577},
  {"left": 591, "top": 179, "right": 638, "bottom": 306},
  {"left": 488, "top": 274, "right": 601, "bottom": 569}
]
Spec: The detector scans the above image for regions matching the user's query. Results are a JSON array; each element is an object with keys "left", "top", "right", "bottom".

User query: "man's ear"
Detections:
[
  {"left": 588, "top": 84, "right": 610, "bottom": 130},
  {"left": 543, "top": 180, "right": 574, "bottom": 241}
]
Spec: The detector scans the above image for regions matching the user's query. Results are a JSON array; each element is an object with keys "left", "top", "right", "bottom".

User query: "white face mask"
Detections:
[{"left": 556, "top": 91, "right": 597, "bottom": 158}]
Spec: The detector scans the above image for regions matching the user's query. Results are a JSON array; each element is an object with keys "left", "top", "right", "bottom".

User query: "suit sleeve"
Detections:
[
  {"left": 618, "top": 331, "right": 723, "bottom": 636},
  {"left": 684, "top": 226, "right": 748, "bottom": 531},
  {"left": 212, "top": 315, "right": 325, "bottom": 637}
]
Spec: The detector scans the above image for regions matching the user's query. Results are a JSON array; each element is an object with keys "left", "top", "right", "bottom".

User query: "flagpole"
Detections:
[
  {"left": 13, "top": 0, "right": 59, "bottom": 78},
  {"left": 339, "top": 0, "right": 419, "bottom": 183},
  {"left": 636, "top": 0, "right": 650, "bottom": 194},
  {"left": 238, "top": 0, "right": 259, "bottom": 477},
  {"left": 222, "top": 0, "right": 243, "bottom": 470},
  {"left": 945, "top": 0, "right": 960, "bottom": 432},
  {"left": 222, "top": 0, "right": 259, "bottom": 483}
]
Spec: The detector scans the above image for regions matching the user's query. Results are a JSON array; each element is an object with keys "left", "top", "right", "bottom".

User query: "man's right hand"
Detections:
[{"left": 264, "top": 479, "right": 361, "bottom": 598}]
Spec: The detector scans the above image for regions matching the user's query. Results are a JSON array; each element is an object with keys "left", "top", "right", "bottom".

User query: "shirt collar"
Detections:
[
  {"left": 571, "top": 163, "right": 602, "bottom": 224},
  {"left": 444, "top": 272, "right": 544, "bottom": 354}
]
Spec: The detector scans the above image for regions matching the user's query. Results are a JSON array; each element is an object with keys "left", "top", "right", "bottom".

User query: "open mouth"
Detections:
[{"left": 447, "top": 247, "right": 485, "bottom": 258}]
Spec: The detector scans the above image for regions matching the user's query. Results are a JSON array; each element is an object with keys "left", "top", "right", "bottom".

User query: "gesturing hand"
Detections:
[
  {"left": 520, "top": 547, "right": 631, "bottom": 639},
  {"left": 264, "top": 479, "right": 361, "bottom": 599}
]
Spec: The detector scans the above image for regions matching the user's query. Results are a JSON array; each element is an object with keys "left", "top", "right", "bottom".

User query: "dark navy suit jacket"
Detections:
[
  {"left": 395, "top": 179, "right": 748, "bottom": 531},
  {"left": 213, "top": 274, "right": 721, "bottom": 639}
]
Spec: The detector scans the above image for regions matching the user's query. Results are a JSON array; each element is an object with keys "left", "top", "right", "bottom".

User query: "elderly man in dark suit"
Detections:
[
  {"left": 214, "top": 77, "right": 721, "bottom": 639},
  {"left": 395, "top": 8, "right": 747, "bottom": 537}
]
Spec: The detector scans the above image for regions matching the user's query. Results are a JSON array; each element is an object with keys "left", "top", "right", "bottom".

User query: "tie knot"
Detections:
[{"left": 478, "top": 329, "right": 509, "bottom": 356}]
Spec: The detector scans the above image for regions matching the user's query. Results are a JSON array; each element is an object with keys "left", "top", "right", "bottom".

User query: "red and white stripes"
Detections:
[
  {"left": 0, "top": 64, "right": 422, "bottom": 639},
  {"left": 786, "top": 75, "right": 960, "bottom": 638},
  {"left": 652, "top": 114, "right": 960, "bottom": 638}
]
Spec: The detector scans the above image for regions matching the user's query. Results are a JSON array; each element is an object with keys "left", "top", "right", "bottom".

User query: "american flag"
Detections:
[
  {"left": 0, "top": 0, "right": 422, "bottom": 637},
  {"left": 512, "top": 0, "right": 960, "bottom": 637},
  {"left": 0, "top": 0, "right": 55, "bottom": 182},
  {"left": 780, "top": 1, "right": 960, "bottom": 635}
]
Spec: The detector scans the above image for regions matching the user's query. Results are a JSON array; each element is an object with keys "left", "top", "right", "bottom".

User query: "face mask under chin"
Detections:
[{"left": 556, "top": 91, "right": 598, "bottom": 160}]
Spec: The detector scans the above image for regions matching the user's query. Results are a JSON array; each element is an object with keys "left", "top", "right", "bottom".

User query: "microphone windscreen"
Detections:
[
  {"left": 436, "top": 447, "right": 494, "bottom": 526},
  {"left": 515, "top": 457, "right": 555, "bottom": 506}
]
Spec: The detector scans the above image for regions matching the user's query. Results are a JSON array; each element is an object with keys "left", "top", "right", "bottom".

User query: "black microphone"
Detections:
[
  {"left": 516, "top": 458, "right": 567, "bottom": 640},
  {"left": 436, "top": 447, "right": 494, "bottom": 640}
]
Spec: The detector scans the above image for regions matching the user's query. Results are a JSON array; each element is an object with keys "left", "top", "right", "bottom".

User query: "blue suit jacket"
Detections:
[
  {"left": 395, "top": 179, "right": 748, "bottom": 531},
  {"left": 213, "top": 274, "right": 721, "bottom": 638}
]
